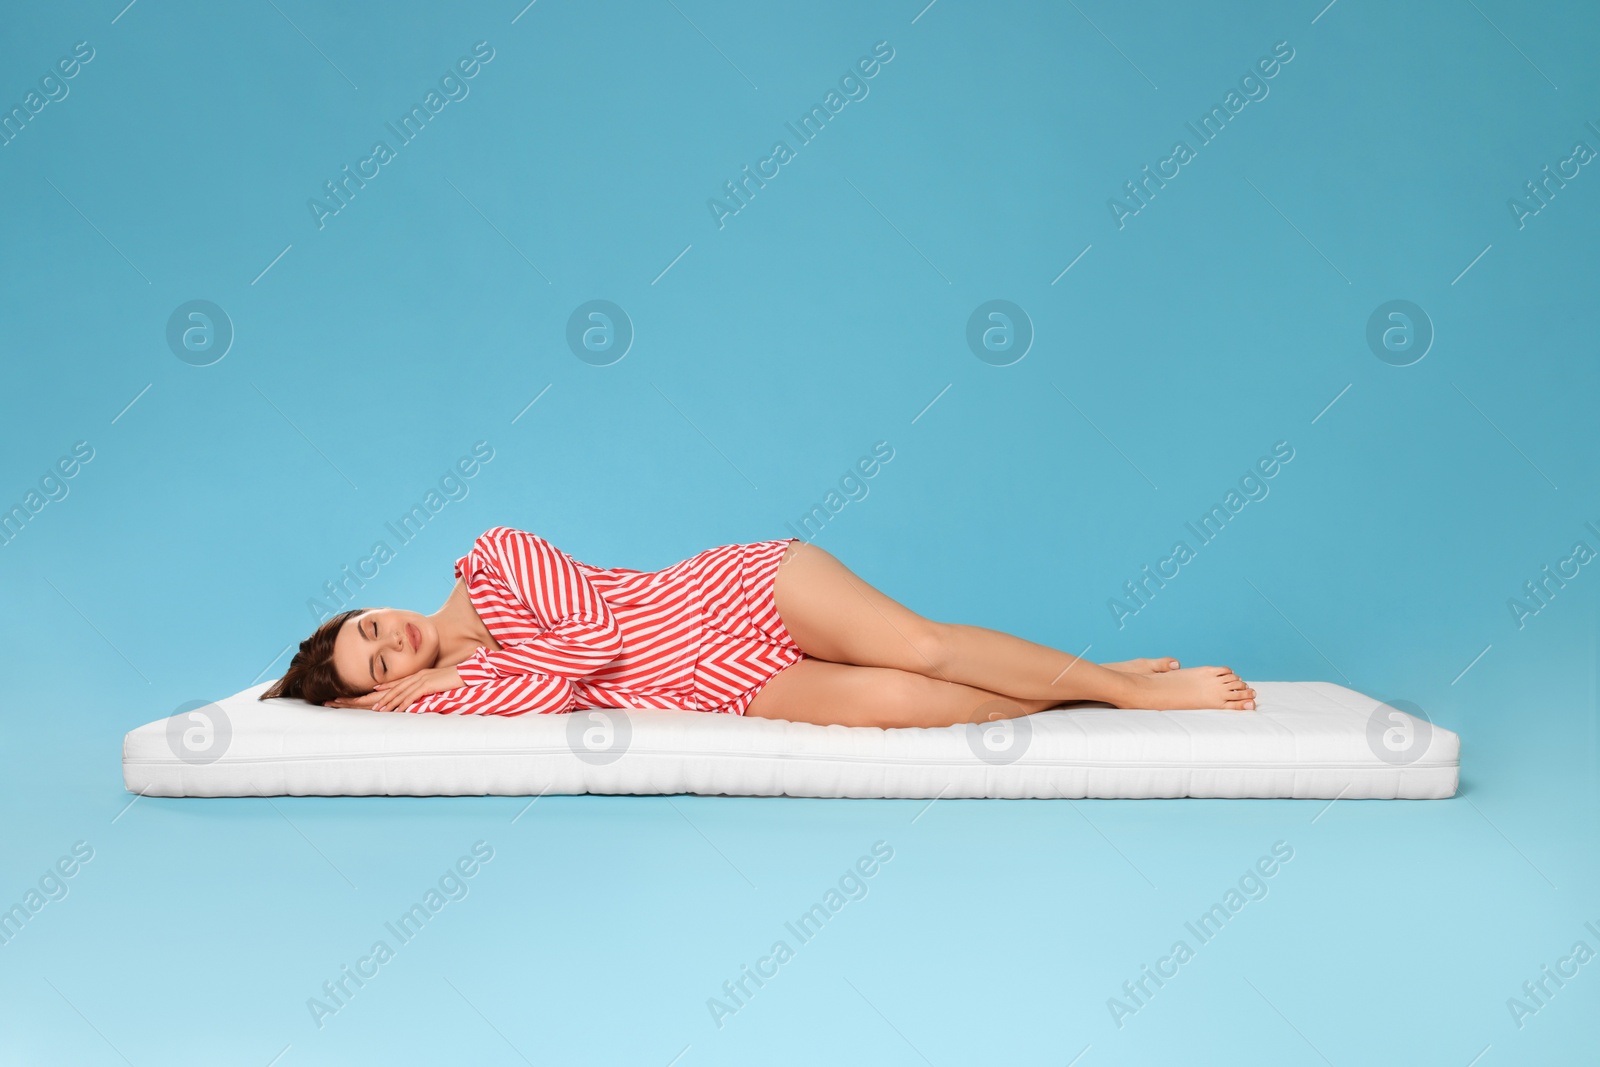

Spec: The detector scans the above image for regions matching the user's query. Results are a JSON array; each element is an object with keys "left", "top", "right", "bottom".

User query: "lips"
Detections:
[{"left": 406, "top": 623, "right": 419, "bottom": 652}]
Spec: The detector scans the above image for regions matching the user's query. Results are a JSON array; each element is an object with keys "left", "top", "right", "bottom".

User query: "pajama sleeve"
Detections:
[
  {"left": 407, "top": 669, "right": 579, "bottom": 718},
  {"left": 453, "top": 527, "right": 624, "bottom": 680},
  {"left": 405, "top": 528, "right": 624, "bottom": 717}
]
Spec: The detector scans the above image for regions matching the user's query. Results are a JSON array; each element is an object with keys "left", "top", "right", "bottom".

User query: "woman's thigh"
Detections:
[
  {"left": 772, "top": 541, "right": 946, "bottom": 675},
  {"left": 743, "top": 657, "right": 1041, "bottom": 728}
]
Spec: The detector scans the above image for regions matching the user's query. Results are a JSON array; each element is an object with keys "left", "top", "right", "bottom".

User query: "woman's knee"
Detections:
[{"left": 899, "top": 620, "right": 955, "bottom": 679}]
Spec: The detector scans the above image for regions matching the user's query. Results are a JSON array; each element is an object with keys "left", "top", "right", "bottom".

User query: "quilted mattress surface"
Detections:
[{"left": 121, "top": 680, "right": 1459, "bottom": 800}]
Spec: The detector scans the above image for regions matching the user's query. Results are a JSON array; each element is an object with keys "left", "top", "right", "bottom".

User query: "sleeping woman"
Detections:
[{"left": 261, "top": 526, "right": 1256, "bottom": 728}]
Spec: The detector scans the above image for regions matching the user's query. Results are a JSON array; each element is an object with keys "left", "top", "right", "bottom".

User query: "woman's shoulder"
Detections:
[
  {"left": 468, "top": 526, "right": 570, "bottom": 558},
  {"left": 472, "top": 525, "right": 539, "bottom": 545},
  {"left": 459, "top": 527, "right": 551, "bottom": 582},
  {"left": 472, "top": 525, "right": 517, "bottom": 544},
  {"left": 458, "top": 527, "right": 524, "bottom": 570}
]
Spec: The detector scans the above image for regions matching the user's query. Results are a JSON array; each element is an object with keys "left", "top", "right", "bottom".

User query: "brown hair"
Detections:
[{"left": 260, "top": 608, "right": 368, "bottom": 705}]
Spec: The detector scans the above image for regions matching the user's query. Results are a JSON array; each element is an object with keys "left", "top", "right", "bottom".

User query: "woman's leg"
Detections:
[
  {"left": 772, "top": 542, "right": 1256, "bottom": 711},
  {"left": 744, "top": 658, "right": 1055, "bottom": 728}
]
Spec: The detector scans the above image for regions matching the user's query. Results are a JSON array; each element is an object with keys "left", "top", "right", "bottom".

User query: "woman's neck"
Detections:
[{"left": 428, "top": 578, "right": 501, "bottom": 666}]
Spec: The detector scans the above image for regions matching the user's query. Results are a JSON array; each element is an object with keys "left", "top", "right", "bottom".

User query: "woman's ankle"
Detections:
[{"left": 1092, "top": 666, "right": 1145, "bottom": 709}]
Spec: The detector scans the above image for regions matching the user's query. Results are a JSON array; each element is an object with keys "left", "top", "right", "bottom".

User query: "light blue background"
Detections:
[{"left": 2, "top": 0, "right": 1596, "bottom": 1063}]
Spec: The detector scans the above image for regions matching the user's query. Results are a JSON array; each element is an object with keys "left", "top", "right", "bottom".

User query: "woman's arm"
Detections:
[
  {"left": 461, "top": 527, "right": 625, "bottom": 679},
  {"left": 330, "top": 664, "right": 580, "bottom": 715},
  {"left": 405, "top": 670, "right": 580, "bottom": 717}
]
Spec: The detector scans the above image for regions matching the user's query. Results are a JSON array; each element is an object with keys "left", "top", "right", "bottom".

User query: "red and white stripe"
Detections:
[{"left": 407, "top": 527, "right": 802, "bottom": 718}]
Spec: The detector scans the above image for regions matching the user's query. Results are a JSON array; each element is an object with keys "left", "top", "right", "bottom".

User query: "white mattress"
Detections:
[{"left": 121, "top": 680, "right": 1459, "bottom": 799}]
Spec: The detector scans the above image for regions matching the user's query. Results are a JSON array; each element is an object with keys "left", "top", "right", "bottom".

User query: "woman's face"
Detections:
[{"left": 331, "top": 608, "right": 439, "bottom": 695}]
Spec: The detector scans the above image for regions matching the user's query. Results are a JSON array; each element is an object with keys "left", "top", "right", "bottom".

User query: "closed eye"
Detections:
[{"left": 366, "top": 618, "right": 379, "bottom": 683}]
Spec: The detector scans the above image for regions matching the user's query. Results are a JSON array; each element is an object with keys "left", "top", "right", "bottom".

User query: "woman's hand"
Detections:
[
  {"left": 326, "top": 691, "right": 383, "bottom": 710},
  {"left": 368, "top": 666, "right": 466, "bottom": 713}
]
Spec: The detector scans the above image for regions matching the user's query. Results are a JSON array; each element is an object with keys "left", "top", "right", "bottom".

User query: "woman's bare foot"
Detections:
[
  {"left": 1116, "top": 666, "right": 1257, "bottom": 711},
  {"left": 1101, "top": 657, "right": 1180, "bottom": 675}
]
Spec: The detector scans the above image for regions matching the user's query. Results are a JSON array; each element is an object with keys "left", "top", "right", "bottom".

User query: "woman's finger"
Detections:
[
  {"left": 374, "top": 669, "right": 445, "bottom": 712},
  {"left": 374, "top": 672, "right": 426, "bottom": 709},
  {"left": 379, "top": 682, "right": 417, "bottom": 713}
]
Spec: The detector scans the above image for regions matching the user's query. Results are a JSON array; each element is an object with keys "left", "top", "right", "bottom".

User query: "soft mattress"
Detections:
[{"left": 121, "top": 680, "right": 1459, "bottom": 799}]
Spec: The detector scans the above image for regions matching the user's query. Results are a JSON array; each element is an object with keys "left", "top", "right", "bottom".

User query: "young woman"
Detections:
[{"left": 261, "top": 526, "right": 1256, "bottom": 727}]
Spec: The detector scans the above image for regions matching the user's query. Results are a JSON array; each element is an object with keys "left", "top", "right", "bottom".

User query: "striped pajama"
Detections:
[{"left": 406, "top": 527, "right": 806, "bottom": 718}]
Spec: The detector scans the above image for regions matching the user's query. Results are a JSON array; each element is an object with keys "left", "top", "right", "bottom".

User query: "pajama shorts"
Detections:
[{"left": 688, "top": 538, "right": 808, "bottom": 715}]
